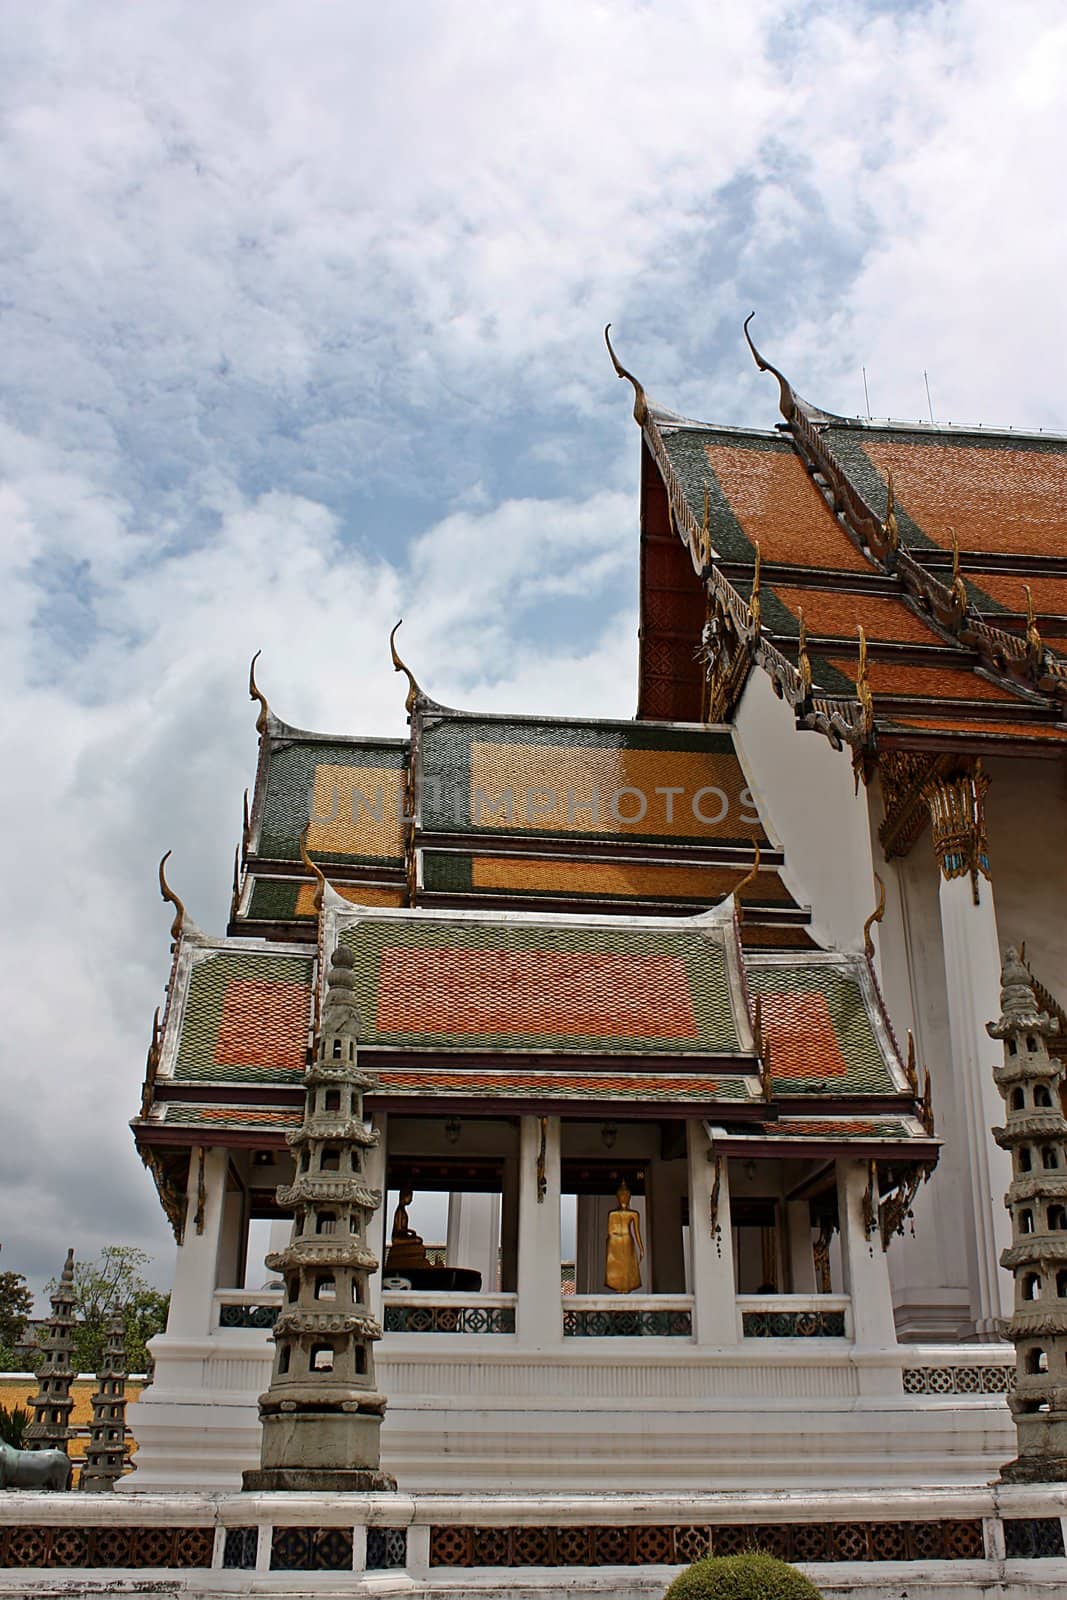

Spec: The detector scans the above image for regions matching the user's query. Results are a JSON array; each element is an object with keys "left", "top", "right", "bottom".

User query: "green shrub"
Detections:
[
  {"left": 664, "top": 1552, "right": 824, "bottom": 1600},
  {"left": 0, "top": 1404, "right": 30, "bottom": 1449}
]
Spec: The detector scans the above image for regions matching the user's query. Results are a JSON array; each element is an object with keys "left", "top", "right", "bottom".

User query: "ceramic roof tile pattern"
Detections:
[
  {"left": 973, "top": 573, "right": 1067, "bottom": 623},
  {"left": 170, "top": 949, "right": 313, "bottom": 1084},
  {"left": 246, "top": 877, "right": 404, "bottom": 920},
  {"left": 885, "top": 716, "right": 1067, "bottom": 740},
  {"left": 256, "top": 740, "right": 406, "bottom": 865},
  {"left": 419, "top": 717, "right": 767, "bottom": 848},
  {"left": 368, "top": 1069, "right": 747, "bottom": 1102},
  {"left": 823, "top": 656, "right": 1021, "bottom": 703},
  {"left": 830, "top": 431, "right": 1067, "bottom": 559},
  {"left": 655, "top": 425, "right": 869, "bottom": 571},
  {"left": 163, "top": 1103, "right": 302, "bottom": 1128},
  {"left": 738, "top": 1117, "right": 913, "bottom": 1140},
  {"left": 743, "top": 961, "right": 897, "bottom": 1094},
  {"left": 422, "top": 851, "right": 798, "bottom": 909},
  {"left": 768, "top": 585, "right": 945, "bottom": 645},
  {"left": 338, "top": 917, "right": 743, "bottom": 1054}
]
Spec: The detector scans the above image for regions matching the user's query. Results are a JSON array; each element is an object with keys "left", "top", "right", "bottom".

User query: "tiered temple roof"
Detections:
[
  {"left": 620, "top": 324, "right": 1067, "bottom": 755},
  {"left": 134, "top": 690, "right": 937, "bottom": 1230}
]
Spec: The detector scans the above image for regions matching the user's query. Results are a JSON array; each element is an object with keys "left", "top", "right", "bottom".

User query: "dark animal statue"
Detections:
[{"left": 0, "top": 1441, "right": 71, "bottom": 1491}]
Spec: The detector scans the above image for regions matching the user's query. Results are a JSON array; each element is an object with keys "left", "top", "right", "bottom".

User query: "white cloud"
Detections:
[{"left": 2, "top": 0, "right": 1066, "bottom": 1300}]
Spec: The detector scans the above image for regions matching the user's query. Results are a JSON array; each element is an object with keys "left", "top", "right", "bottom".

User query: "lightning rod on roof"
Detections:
[
  {"left": 862, "top": 367, "right": 871, "bottom": 420},
  {"left": 924, "top": 370, "right": 935, "bottom": 425}
]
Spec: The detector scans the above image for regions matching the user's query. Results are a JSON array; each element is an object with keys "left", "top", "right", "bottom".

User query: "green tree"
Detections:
[
  {"left": 46, "top": 1246, "right": 169, "bottom": 1375},
  {"left": 0, "top": 1266, "right": 34, "bottom": 1370}
]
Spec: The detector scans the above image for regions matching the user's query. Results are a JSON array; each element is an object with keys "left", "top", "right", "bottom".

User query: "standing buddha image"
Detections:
[{"left": 605, "top": 1183, "right": 644, "bottom": 1293}]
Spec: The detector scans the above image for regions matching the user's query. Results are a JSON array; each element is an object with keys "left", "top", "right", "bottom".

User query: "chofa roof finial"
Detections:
[
  {"left": 248, "top": 650, "right": 270, "bottom": 737},
  {"left": 742, "top": 312, "right": 796, "bottom": 421},
  {"left": 299, "top": 823, "right": 328, "bottom": 915},
  {"left": 863, "top": 872, "right": 886, "bottom": 962},
  {"left": 389, "top": 620, "right": 422, "bottom": 718},
  {"left": 604, "top": 325, "right": 649, "bottom": 426},
  {"left": 1023, "top": 583, "right": 1045, "bottom": 672},
  {"left": 158, "top": 850, "right": 186, "bottom": 945},
  {"left": 731, "top": 840, "right": 762, "bottom": 919}
]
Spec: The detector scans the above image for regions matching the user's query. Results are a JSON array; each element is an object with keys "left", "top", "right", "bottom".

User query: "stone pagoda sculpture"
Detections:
[
  {"left": 989, "top": 946, "right": 1067, "bottom": 1481},
  {"left": 25, "top": 1248, "right": 76, "bottom": 1455},
  {"left": 79, "top": 1311, "right": 129, "bottom": 1491},
  {"left": 244, "top": 944, "right": 395, "bottom": 1491}
]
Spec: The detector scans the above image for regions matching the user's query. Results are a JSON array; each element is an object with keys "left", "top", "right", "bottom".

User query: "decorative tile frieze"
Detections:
[
  {"left": 384, "top": 1303, "right": 515, "bottom": 1334},
  {"left": 741, "top": 1309, "right": 847, "bottom": 1338},
  {"left": 562, "top": 1307, "right": 693, "bottom": 1338},
  {"left": 428, "top": 1518, "right": 986, "bottom": 1567},
  {"left": 0, "top": 1526, "right": 213, "bottom": 1569}
]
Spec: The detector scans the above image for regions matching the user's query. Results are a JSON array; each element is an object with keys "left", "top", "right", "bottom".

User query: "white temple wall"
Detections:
[
  {"left": 983, "top": 754, "right": 1067, "bottom": 986},
  {"left": 733, "top": 671, "right": 874, "bottom": 951}
]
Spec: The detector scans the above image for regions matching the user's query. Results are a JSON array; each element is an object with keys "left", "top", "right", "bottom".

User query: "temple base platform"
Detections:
[{"left": 2, "top": 1485, "right": 1067, "bottom": 1598}]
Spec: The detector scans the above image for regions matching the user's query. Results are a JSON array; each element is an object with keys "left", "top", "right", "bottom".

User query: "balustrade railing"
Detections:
[
  {"left": 738, "top": 1295, "right": 850, "bottom": 1339},
  {"left": 214, "top": 1289, "right": 282, "bottom": 1331},
  {"left": 383, "top": 1293, "right": 517, "bottom": 1335},
  {"left": 563, "top": 1295, "right": 693, "bottom": 1338}
]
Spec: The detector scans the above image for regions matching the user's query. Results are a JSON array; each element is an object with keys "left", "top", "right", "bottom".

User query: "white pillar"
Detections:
[
  {"left": 786, "top": 1201, "right": 817, "bottom": 1294},
  {"left": 365, "top": 1113, "right": 388, "bottom": 1323},
  {"left": 516, "top": 1116, "right": 562, "bottom": 1347},
  {"left": 926, "top": 768, "right": 1014, "bottom": 1336},
  {"left": 165, "top": 1146, "right": 230, "bottom": 1338},
  {"left": 837, "top": 1158, "right": 896, "bottom": 1351},
  {"left": 688, "top": 1123, "right": 738, "bottom": 1346},
  {"left": 446, "top": 1192, "right": 501, "bottom": 1290}
]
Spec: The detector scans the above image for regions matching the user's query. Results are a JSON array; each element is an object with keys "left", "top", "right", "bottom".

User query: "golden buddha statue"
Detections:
[
  {"left": 604, "top": 1182, "right": 644, "bottom": 1293},
  {"left": 384, "top": 1187, "right": 429, "bottom": 1272}
]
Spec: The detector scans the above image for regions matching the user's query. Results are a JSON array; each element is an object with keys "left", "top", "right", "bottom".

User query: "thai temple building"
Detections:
[{"left": 125, "top": 325, "right": 1067, "bottom": 1498}]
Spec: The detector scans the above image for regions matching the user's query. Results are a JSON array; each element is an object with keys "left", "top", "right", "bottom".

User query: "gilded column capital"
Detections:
[{"left": 921, "top": 763, "right": 991, "bottom": 902}]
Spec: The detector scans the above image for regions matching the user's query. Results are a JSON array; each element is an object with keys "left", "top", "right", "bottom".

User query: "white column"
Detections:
[
  {"left": 688, "top": 1123, "right": 738, "bottom": 1346},
  {"left": 937, "top": 869, "right": 1014, "bottom": 1334},
  {"left": 786, "top": 1201, "right": 817, "bottom": 1294},
  {"left": 516, "top": 1116, "right": 562, "bottom": 1347},
  {"left": 923, "top": 766, "right": 1014, "bottom": 1335},
  {"left": 445, "top": 1192, "right": 501, "bottom": 1290},
  {"left": 836, "top": 1158, "right": 896, "bottom": 1350},
  {"left": 166, "top": 1146, "right": 230, "bottom": 1338},
  {"left": 365, "top": 1113, "right": 388, "bottom": 1323}
]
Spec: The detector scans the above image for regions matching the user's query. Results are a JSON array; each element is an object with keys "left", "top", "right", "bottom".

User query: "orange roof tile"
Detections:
[
  {"left": 968, "top": 572, "right": 1067, "bottom": 620},
  {"left": 375, "top": 1070, "right": 723, "bottom": 1098},
  {"left": 375, "top": 947, "right": 699, "bottom": 1041},
  {"left": 707, "top": 443, "right": 872, "bottom": 571},
  {"left": 215, "top": 978, "right": 310, "bottom": 1073},
  {"left": 825, "top": 657, "right": 1020, "bottom": 702},
  {"left": 772, "top": 585, "right": 943, "bottom": 645},
  {"left": 885, "top": 716, "right": 1067, "bottom": 742},
  {"left": 862, "top": 439, "right": 1067, "bottom": 558},
  {"left": 759, "top": 990, "right": 849, "bottom": 1079},
  {"left": 469, "top": 855, "right": 795, "bottom": 905}
]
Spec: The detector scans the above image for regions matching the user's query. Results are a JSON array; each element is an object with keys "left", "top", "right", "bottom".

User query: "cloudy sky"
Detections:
[{"left": 2, "top": 0, "right": 1065, "bottom": 1302}]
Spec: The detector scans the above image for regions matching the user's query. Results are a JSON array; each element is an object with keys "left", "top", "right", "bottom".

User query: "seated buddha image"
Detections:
[{"left": 384, "top": 1187, "right": 429, "bottom": 1272}]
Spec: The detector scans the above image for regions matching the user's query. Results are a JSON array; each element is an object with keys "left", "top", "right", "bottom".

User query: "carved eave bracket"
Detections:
[
  {"left": 138, "top": 1145, "right": 187, "bottom": 1245},
  {"left": 878, "top": 751, "right": 949, "bottom": 860}
]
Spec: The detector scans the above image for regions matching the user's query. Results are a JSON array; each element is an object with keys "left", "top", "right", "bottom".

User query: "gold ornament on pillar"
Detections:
[
  {"left": 604, "top": 1182, "right": 644, "bottom": 1293},
  {"left": 921, "top": 762, "right": 991, "bottom": 905}
]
